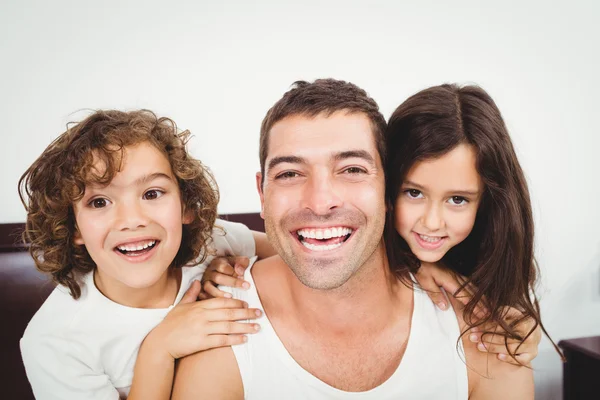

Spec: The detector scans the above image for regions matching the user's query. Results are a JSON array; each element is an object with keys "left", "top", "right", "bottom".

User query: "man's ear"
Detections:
[{"left": 256, "top": 172, "right": 265, "bottom": 219}]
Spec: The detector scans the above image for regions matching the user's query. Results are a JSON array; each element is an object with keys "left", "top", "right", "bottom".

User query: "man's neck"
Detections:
[{"left": 253, "top": 245, "right": 411, "bottom": 338}]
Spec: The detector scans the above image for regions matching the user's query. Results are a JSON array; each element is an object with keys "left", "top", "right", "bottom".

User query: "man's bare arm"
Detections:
[{"left": 172, "top": 346, "right": 243, "bottom": 400}]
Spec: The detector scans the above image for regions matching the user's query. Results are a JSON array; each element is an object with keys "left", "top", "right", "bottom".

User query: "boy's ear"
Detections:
[
  {"left": 256, "top": 172, "right": 265, "bottom": 219},
  {"left": 182, "top": 208, "right": 194, "bottom": 225},
  {"left": 73, "top": 227, "right": 85, "bottom": 245}
]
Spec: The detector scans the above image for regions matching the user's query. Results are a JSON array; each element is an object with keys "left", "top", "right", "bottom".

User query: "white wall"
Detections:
[{"left": 1, "top": 0, "right": 598, "bottom": 397}]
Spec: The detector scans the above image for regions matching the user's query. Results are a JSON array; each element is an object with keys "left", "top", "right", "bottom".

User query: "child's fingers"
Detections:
[
  {"left": 201, "top": 334, "right": 249, "bottom": 350},
  {"left": 205, "top": 307, "right": 262, "bottom": 322},
  {"left": 180, "top": 280, "right": 202, "bottom": 304},
  {"left": 414, "top": 273, "right": 449, "bottom": 311},
  {"left": 197, "top": 297, "right": 249, "bottom": 310},
  {"left": 205, "top": 271, "right": 250, "bottom": 290},
  {"left": 497, "top": 352, "right": 534, "bottom": 366},
  {"left": 202, "top": 281, "right": 233, "bottom": 299},
  {"left": 207, "top": 321, "right": 261, "bottom": 335},
  {"left": 205, "top": 258, "right": 235, "bottom": 277}
]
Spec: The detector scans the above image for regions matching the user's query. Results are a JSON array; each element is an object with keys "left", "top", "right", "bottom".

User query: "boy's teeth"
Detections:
[
  {"left": 297, "top": 227, "right": 352, "bottom": 239},
  {"left": 418, "top": 234, "right": 442, "bottom": 243},
  {"left": 118, "top": 240, "right": 156, "bottom": 252}
]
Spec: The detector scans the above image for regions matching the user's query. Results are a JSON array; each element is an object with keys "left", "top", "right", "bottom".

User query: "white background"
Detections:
[{"left": 1, "top": 0, "right": 598, "bottom": 398}]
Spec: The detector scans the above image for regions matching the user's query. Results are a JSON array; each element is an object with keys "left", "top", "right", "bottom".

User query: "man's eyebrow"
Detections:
[
  {"left": 333, "top": 150, "right": 376, "bottom": 166},
  {"left": 267, "top": 156, "right": 306, "bottom": 171},
  {"left": 134, "top": 172, "right": 173, "bottom": 186},
  {"left": 403, "top": 180, "right": 480, "bottom": 196}
]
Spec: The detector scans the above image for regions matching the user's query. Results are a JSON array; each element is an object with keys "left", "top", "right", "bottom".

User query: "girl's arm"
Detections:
[
  {"left": 414, "top": 262, "right": 542, "bottom": 365},
  {"left": 127, "top": 281, "right": 261, "bottom": 400}
]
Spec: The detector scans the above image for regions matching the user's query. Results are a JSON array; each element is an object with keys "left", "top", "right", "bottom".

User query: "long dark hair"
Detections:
[{"left": 384, "top": 83, "right": 560, "bottom": 361}]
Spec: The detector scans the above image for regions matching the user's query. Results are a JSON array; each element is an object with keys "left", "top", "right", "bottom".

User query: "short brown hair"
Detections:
[
  {"left": 19, "top": 110, "right": 219, "bottom": 299},
  {"left": 259, "top": 79, "right": 387, "bottom": 184}
]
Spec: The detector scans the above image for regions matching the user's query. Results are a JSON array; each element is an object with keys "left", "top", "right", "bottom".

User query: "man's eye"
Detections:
[
  {"left": 405, "top": 189, "right": 423, "bottom": 199},
  {"left": 276, "top": 171, "right": 299, "bottom": 179},
  {"left": 343, "top": 167, "right": 366, "bottom": 174},
  {"left": 448, "top": 196, "right": 468, "bottom": 205},
  {"left": 143, "top": 190, "right": 164, "bottom": 200},
  {"left": 89, "top": 198, "right": 110, "bottom": 208}
]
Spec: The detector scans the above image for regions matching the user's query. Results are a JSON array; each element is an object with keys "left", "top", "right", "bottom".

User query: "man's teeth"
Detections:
[
  {"left": 302, "top": 242, "right": 343, "bottom": 251},
  {"left": 297, "top": 227, "right": 352, "bottom": 240},
  {"left": 117, "top": 240, "right": 156, "bottom": 252},
  {"left": 418, "top": 234, "right": 443, "bottom": 243}
]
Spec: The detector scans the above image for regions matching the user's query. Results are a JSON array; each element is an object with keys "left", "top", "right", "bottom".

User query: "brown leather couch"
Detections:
[{"left": 0, "top": 214, "right": 263, "bottom": 399}]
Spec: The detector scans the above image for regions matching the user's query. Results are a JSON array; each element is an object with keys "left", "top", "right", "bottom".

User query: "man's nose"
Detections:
[{"left": 301, "top": 173, "right": 342, "bottom": 216}]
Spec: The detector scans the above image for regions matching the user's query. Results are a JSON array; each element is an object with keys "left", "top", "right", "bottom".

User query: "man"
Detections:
[{"left": 172, "top": 79, "right": 533, "bottom": 399}]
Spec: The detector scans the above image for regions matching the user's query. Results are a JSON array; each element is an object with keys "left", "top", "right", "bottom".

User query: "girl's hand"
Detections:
[
  {"left": 199, "top": 256, "right": 251, "bottom": 300},
  {"left": 469, "top": 307, "right": 542, "bottom": 366},
  {"left": 414, "top": 262, "right": 540, "bottom": 365},
  {"left": 146, "top": 280, "right": 261, "bottom": 361}
]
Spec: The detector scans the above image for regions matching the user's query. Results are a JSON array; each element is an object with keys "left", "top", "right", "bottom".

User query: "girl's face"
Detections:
[{"left": 394, "top": 143, "right": 483, "bottom": 263}]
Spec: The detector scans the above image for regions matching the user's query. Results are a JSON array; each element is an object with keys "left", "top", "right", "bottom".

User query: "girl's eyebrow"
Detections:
[{"left": 403, "top": 180, "right": 480, "bottom": 196}]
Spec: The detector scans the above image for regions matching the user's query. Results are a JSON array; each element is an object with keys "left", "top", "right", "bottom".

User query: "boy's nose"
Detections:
[{"left": 116, "top": 202, "right": 149, "bottom": 231}]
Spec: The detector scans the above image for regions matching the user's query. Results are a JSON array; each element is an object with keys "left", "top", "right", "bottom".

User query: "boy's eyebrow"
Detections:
[
  {"left": 134, "top": 172, "right": 174, "bottom": 186},
  {"left": 403, "top": 180, "right": 480, "bottom": 196}
]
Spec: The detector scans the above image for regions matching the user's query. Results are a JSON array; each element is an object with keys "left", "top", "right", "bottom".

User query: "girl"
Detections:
[{"left": 384, "top": 83, "right": 559, "bottom": 365}]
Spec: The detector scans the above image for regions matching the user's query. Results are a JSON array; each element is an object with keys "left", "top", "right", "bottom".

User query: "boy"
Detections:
[{"left": 19, "top": 110, "right": 267, "bottom": 399}]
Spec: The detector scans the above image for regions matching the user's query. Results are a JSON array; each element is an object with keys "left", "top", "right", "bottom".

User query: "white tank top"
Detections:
[{"left": 229, "top": 258, "right": 468, "bottom": 399}]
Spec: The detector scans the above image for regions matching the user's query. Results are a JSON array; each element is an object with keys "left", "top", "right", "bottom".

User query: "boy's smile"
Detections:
[{"left": 73, "top": 141, "right": 190, "bottom": 307}]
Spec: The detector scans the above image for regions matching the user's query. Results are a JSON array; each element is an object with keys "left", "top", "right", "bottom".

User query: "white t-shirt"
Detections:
[
  {"left": 229, "top": 260, "right": 469, "bottom": 399},
  {"left": 20, "top": 219, "right": 255, "bottom": 400}
]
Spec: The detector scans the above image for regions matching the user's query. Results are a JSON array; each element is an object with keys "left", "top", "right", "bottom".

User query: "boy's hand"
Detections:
[
  {"left": 146, "top": 280, "right": 261, "bottom": 361},
  {"left": 199, "top": 256, "right": 251, "bottom": 299},
  {"left": 415, "top": 262, "right": 540, "bottom": 365},
  {"left": 468, "top": 307, "right": 542, "bottom": 366}
]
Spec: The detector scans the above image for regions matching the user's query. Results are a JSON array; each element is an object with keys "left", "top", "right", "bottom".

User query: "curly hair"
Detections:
[{"left": 18, "top": 109, "right": 219, "bottom": 299}]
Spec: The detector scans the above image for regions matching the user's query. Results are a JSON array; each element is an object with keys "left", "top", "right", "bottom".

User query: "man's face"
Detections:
[{"left": 257, "top": 111, "right": 386, "bottom": 290}]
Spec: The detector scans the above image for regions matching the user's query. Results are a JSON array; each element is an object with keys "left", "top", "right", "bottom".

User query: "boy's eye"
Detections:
[
  {"left": 143, "top": 189, "right": 164, "bottom": 200},
  {"left": 89, "top": 198, "right": 110, "bottom": 208},
  {"left": 448, "top": 196, "right": 468, "bottom": 205},
  {"left": 405, "top": 189, "right": 423, "bottom": 199}
]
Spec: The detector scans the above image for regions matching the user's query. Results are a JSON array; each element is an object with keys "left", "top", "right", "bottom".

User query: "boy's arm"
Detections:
[
  {"left": 252, "top": 231, "right": 276, "bottom": 259},
  {"left": 172, "top": 346, "right": 243, "bottom": 400},
  {"left": 128, "top": 282, "right": 260, "bottom": 400}
]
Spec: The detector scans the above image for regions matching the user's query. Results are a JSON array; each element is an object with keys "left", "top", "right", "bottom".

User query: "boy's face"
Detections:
[{"left": 73, "top": 141, "right": 191, "bottom": 301}]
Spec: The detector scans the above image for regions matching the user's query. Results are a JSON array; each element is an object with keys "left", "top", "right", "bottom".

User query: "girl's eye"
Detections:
[
  {"left": 276, "top": 171, "right": 300, "bottom": 180},
  {"left": 143, "top": 190, "right": 164, "bottom": 200},
  {"left": 448, "top": 196, "right": 468, "bottom": 205},
  {"left": 405, "top": 189, "right": 423, "bottom": 199},
  {"left": 89, "top": 198, "right": 110, "bottom": 208}
]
